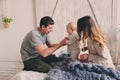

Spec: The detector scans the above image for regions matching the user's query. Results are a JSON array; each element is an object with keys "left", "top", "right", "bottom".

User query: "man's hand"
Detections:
[
  {"left": 65, "top": 37, "right": 69, "bottom": 40},
  {"left": 59, "top": 38, "right": 67, "bottom": 46}
]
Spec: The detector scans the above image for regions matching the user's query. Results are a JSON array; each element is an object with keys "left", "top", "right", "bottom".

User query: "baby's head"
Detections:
[{"left": 66, "top": 22, "right": 77, "bottom": 35}]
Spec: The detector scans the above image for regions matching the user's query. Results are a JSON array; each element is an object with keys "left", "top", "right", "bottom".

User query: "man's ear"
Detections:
[{"left": 41, "top": 25, "right": 46, "bottom": 29}]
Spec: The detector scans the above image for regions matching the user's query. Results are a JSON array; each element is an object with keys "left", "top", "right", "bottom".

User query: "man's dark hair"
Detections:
[{"left": 40, "top": 16, "right": 54, "bottom": 28}]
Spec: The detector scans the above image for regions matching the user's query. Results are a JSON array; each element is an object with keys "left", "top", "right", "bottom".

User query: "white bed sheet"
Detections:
[{"left": 10, "top": 71, "right": 47, "bottom": 80}]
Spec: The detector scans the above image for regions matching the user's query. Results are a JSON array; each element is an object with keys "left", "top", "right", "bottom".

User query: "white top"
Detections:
[
  {"left": 78, "top": 39, "right": 89, "bottom": 60},
  {"left": 87, "top": 37, "right": 115, "bottom": 69},
  {"left": 10, "top": 71, "right": 47, "bottom": 80}
]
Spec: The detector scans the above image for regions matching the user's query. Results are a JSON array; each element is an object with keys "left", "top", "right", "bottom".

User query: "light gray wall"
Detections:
[
  {"left": 0, "top": 0, "right": 35, "bottom": 61},
  {"left": 0, "top": 0, "right": 119, "bottom": 62},
  {"left": 0, "top": 0, "right": 3, "bottom": 28},
  {"left": 115, "top": 0, "right": 120, "bottom": 64},
  {"left": 36, "top": 0, "right": 117, "bottom": 61}
]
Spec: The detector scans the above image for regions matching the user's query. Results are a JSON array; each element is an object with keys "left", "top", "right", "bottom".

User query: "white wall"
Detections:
[
  {"left": 35, "top": 0, "right": 118, "bottom": 61},
  {"left": 0, "top": 0, "right": 119, "bottom": 62},
  {"left": 116, "top": 0, "right": 120, "bottom": 63},
  {"left": 0, "top": 0, "right": 35, "bottom": 61},
  {"left": 117, "top": 0, "right": 120, "bottom": 25}
]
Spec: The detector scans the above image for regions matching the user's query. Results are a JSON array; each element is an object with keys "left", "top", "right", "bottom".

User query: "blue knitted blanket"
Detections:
[{"left": 44, "top": 59, "right": 120, "bottom": 80}]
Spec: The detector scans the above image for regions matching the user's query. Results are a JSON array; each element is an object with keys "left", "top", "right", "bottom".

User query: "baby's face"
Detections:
[{"left": 66, "top": 27, "right": 73, "bottom": 35}]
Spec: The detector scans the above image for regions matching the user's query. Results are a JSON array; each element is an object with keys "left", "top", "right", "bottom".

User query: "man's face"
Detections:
[{"left": 44, "top": 25, "right": 53, "bottom": 34}]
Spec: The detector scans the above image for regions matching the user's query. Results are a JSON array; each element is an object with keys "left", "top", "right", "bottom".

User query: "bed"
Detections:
[
  {"left": 10, "top": 71, "right": 47, "bottom": 80},
  {"left": 10, "top": 54, "right": 120, "bottom": 80},
  {"left": 45, "top": 59, "right": 120, "bottom": 80}
]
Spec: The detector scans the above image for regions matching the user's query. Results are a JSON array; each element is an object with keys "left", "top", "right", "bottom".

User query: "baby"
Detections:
[{"left": 66, "top": 22, "right": 80, "bottom": 61}]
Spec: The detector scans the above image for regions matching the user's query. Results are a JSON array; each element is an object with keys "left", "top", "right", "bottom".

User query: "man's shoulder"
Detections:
[
  {"left": 30, "top": 29, "right": 41, "bottom": 36},
  {"left": 31, "top": 28, "right": 38, "bottom": 33}
]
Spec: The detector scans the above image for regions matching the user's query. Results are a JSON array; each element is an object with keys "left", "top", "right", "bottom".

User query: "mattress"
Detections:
[{"left": 10, "top": 71, "right": 47, "bottom": 80}]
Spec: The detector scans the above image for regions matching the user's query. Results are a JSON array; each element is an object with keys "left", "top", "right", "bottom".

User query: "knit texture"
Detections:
[{"left": 45, "top": 59, "right": 120, "bottom": 80}]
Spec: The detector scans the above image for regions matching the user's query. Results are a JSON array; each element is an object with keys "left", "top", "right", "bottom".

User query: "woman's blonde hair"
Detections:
[{"left": 77, "top": 16, "right": 106, "bottom": 48}]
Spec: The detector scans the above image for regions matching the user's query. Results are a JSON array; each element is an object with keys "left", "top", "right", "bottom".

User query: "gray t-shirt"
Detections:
[{"left": 20, "top": 28, "right": 51, "bottom": 61}]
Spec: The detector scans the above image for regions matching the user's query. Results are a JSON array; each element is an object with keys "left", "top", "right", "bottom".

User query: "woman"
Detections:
[{"left": 77, "top": 16, "right": 115, "bottom": 69}]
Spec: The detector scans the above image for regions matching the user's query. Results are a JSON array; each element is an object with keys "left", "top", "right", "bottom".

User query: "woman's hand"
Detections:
[{"left": 80, "top": 54, "right": 89, "bottom": 62}]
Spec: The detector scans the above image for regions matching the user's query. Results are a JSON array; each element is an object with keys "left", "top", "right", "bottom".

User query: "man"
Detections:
[{"left": 20, "top": 16, "right": 66, "bottom": 73}]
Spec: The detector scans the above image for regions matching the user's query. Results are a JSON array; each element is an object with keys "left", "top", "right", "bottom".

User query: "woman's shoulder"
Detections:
[{"left": 87, "top": 37, "right": 106, "bottom": 47}]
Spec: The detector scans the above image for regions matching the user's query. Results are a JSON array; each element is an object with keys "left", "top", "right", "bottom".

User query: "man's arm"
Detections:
[
  {"left": 46, "top": 41, "right": 58, "bottom": 47},
  {"left": 35, "top": 39, "right": 66, "bottom": 57}
]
